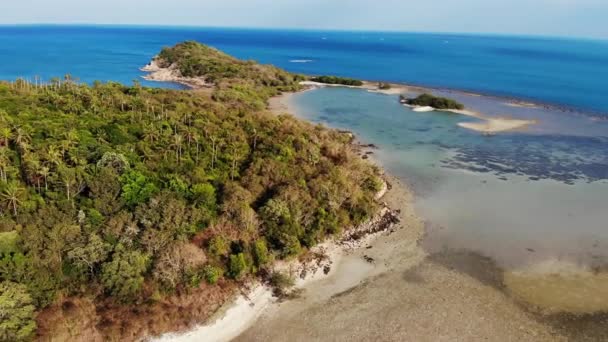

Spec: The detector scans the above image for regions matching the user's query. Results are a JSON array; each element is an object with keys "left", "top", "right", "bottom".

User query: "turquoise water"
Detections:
[
  {"left": 0, "top": 25, "right": 607, "bottom": 114},
  {"left": 289, "top": 87, "right": 608, "bottom": 268}
]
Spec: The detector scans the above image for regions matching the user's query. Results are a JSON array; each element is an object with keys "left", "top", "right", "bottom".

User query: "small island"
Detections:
[
  {"left": 310, "top": 75, "right": 364, "bottom": 86},
  {"left": 400, "top": 93, "right": 465, "bottom": 110}
]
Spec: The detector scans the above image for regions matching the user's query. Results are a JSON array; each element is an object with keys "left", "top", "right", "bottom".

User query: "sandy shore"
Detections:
[{"left": 234, "top": 176, "right": 570, "bottom": 342}]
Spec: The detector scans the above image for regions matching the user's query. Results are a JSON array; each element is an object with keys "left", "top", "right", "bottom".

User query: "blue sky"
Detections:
[{"left": 2, "top": 0, "right": 607, "bottom": 38}]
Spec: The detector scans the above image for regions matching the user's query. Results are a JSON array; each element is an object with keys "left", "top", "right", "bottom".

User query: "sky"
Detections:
[{"left": 1, "top": 0, "right": 607, "bottom": 39}]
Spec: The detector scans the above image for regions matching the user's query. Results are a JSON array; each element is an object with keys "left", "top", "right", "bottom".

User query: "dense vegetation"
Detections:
[
  {"left": 401, "top": 93, "right": 465, "bottom": 110},
  {"left": 0, "top": 42, "right": 381, "bottom": 341},
  {"left": 157, "top": 41, "right": 305, "bottom": 89},
  {"left": 310, "top": 75, "right": 364, "bottom": 86}
]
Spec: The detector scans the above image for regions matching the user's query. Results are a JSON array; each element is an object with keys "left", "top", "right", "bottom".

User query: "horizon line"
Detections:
[{"left": 0, "top": 22, "right": 606, "bottom": 42}]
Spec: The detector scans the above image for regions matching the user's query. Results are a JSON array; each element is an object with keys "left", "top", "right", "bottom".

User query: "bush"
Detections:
[
  {"left": 202, "top": 265, "right": 223, "bottom": 285},
  {"left": 228, "top": 253, "right": 249, "bottom": 279},
  {"left": 208, "top": 236, "right": 229, "bottom": 257},
  {"left": 378, "top": 82, "right": 391, "bottom": 90},
  {"left": 268, "top": 271, "right": 295, "bottom": 298},
  {"left": 403, "top": 93, "right": 464, "bottom": 110},
  {"left": 311, "top": 76, "right": 363, "bottom": 86},
  {"left": 0, "top": 281, "right": 36, "bottom": 342},
  {"left": 252, "top": 239, "right": 270, "bottom": 268}
]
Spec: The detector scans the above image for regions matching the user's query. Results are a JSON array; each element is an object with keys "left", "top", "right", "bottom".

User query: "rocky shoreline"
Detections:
[
  {"left": 153, "top": 176, "right": 406, "bottom": 342},
  {"left": 140, "top": 60, "right": 211, "bottom": 89}
]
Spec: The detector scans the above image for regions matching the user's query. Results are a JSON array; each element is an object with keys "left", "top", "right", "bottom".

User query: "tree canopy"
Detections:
[
  {"left": 0, "top": 41, "right": 381, "bottom": 340},
  {"left": 401, "top": 93, "right": 465, "bottom": 110}
]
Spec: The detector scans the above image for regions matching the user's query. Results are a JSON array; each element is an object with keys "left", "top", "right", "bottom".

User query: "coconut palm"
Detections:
[
  {"left": 39, "top": 166, "right": 50, "bottom": 191},
  {"left": 0, "top": 127, "right": 12, "bottom": 147},
  {"left": 1, "top": 181, "right": 25, "bottom": 217},
  {"left": 171, "top": 133, "right": 184, "bottom": 163},
  {"left": 13, "top": 127, "right": 31, "bottom": 152},
  {"left": 46, "top": 145, "right": 63, "bottom": 166}
]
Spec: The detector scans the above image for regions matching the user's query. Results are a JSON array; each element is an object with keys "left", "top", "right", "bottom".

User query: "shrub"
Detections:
[
  {"left": 252, "top": 239, "right": 270, "bottom": 268},
  {"left": 378, "top": 82, "right": 391, "bottom": 90},
  {"left": 403, "top": 93, "right": 464, "bottom": 110},
  {"left": 202, "top": 265, "right": 223, "bottom": 285},
  {"left": 228, "top": 253, "right": 249, "bottom": 279},
  {"left": 0, "top": 281, "right": 36, "bottom": 342},
  {"left": 311, "top": 76, "right": 363, "bottom": 86}
]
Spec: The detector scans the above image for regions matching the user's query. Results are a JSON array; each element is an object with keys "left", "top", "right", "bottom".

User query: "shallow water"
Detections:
[{"left": 288, "top": 87, "right": 608, "bottom": 314}]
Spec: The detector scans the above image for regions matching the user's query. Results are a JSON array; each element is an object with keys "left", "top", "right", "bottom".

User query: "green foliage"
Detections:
[
  {"left": 97, "top": 152, "right": 130, "bottom": 173},
  {"left": 191, "top": 183, "right": 216, "bottom": 209},
  {"left": 208, "top": 236, "right": 229, "bottom": 257},
  {"left": 311, "top": 75, "right": 363, "bottom": 86},
  {"left": 156, "top": 41, "right": 302, "bottom": 93},
  {"left": 202, "top": 265, "right": 223, "bottom": 285},
  {"left": 402, "top": 93, "right": 465, "bottom": 110},
  {"left": 268, "top": 271, "right": 294, "bottom": 290},
  {"left": 120, "top": 170, "right": 158, "bottom": 207},
  {"left": 0, "top": 40, "right": 380, "bottom": 334},
  {"left": 0, "top": 231, "right": 20, "bottom": 255},
  {"left": 252, "top": 239, "right": 270, "bottom": 268},
  {"left": 0, "top": 281, "right": 36, "bottom": 342},
  {"left": 101, "top": 245, "right": 150, "bottom": 301},
  {"left": 363, "top": 176, "right": 384, "bottom": 193},
  {"left": 228, "top": 253, "right": 248, "bottom": 279}
]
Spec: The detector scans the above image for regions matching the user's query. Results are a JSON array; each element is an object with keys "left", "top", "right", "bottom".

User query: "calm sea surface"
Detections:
[{"left": 1, "top": 25, "right": 607, "bottom": 114}]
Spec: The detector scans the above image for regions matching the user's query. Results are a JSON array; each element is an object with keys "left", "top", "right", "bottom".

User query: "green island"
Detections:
[
  {"left": 0, "top": 41, "right": 382, "bottom": 341},
  {"left": 401, "top": 93, "right": 465, "bottom": 110},
  {"left": 310, "top": 75, "right": 364, "bottom": 86}
]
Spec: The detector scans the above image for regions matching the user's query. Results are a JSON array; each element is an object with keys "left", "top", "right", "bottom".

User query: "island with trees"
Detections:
[
  {"left": 0, "top": 41, "right": 383, "bottom": 341},
  {"left": 310, "top": 75, "right": 364, "bottom": 86},
  {"left": 400, "top": 93, "right": 465, "bottom": 110}
]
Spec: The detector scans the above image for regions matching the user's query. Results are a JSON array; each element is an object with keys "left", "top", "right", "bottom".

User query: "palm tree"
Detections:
[
  {"left": 13, "top": 127, "right": 31, "bottom": 152},
  {"left": 46, "top": 145, "right": 63, "bottom": 166},
  {"left": 39, "top": 166, "right": 50, "bottom": 191},
  {"left": 143, "top": 124, "right": 159, "bottom": 143},
  {"left": 0, "top": 127, "right": 12, "bottom": 147},
  {"left": 1, "top": 182, "right": 25, "bottom": 217},
  {"left": 0, "top": 149, "right": 9, "bottom": 182},
  {"left": 171, "top": 133, "right": 184, "bottom": 163}
]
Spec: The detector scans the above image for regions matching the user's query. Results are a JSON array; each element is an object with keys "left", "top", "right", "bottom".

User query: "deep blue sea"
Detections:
[{"left": 1, "top": 25, "right": 607, "bottom": 114}]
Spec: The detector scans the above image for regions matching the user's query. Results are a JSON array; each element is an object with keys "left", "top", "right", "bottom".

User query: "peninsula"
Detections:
[{"left": 0, "top": 41, "right": 392, "bottom": 341}]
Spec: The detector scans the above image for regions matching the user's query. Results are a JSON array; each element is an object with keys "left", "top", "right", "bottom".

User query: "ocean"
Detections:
[{"left": 1, "top": 25, "right": 607, "bottom": 114}]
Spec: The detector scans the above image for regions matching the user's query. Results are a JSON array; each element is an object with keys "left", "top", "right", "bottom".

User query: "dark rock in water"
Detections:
[
  {"left": 363, "top": 255, "right": 375, "bottom": 263},
  {"left": 365, "top": 151, "right": 374, "bottom": 155},
  {"left": 323, "top": 265, "right": 331, "bottom": 275},
  {"left": 362, "top": 155, "right": 369, "bottom": 159}
]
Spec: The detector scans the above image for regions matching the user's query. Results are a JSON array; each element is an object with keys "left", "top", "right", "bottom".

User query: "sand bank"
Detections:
[{"left": 458, "top": 118, "right": 535, "bottom": 134}]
